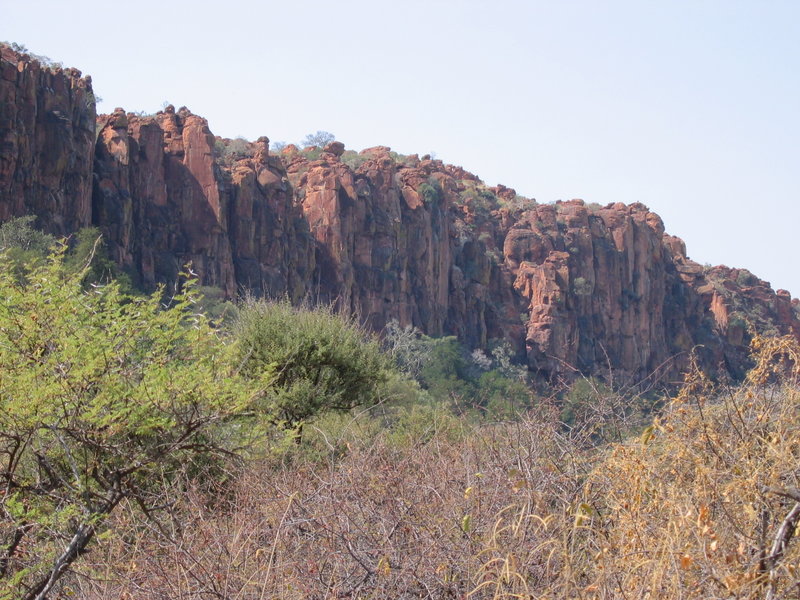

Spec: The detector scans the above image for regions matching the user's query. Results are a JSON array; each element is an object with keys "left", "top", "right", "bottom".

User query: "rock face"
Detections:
[
  {"left": 508, "top": 202, "right": 718, "bottom": 380},
  {"left": 284, "top": 148, "right": 502, "bottom": 345},
  {"left": 93, "top": 107, "right": 315, "bottom": 297},
  {"left": 93, "top": 106, "right": 236, "bottom": 294},
  {"left": 2, "top": 44, "right": 799, "bottom": 384},
  {"left": 0, "top": 45, "right": 95, "bottom": 234}
]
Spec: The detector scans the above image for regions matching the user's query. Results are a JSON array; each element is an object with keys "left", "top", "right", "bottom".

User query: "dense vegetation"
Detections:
[{"left": 1, "top": 217, "right": 799, "bottom": 599}]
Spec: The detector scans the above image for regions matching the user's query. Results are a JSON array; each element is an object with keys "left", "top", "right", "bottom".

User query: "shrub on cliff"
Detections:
[{"left": 214, "top": 136, "right": 252, "bottom": 166}]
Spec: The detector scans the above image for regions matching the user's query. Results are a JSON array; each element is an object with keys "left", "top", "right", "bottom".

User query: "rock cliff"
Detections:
[
  {"left": 0, "top": 45, "right": 95, "bottom": 234},
  {"left": 2, "top": 44, "right": 798, "bottom": 383}
]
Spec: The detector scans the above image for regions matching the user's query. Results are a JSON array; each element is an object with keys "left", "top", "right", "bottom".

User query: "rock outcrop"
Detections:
[
  {"left": 93, "top": 107, "right": 316, "bottom": 297},
  {"left": 93, "top": 106, "right": 237, "bottom": 294},
  {"left": 0, "top": 45, "right": 95, "bottom": 234},
  {"left": 2, "top": 43, "right": 799, "bottom": 384},
  {"left": 507, "top": 202, "right": 719, "bottom": 380},
  {"left": 283, "top": 147, "right": 505, "bottom": 345},
  {"left": 92, "top": 131, "right": 800, "bottom": 382}
]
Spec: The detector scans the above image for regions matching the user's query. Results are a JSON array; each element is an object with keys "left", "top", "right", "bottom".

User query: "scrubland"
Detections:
[
  {"left": 1, "top": 229, "right": 798, "bottom": 599},
  {"left": 72, "top": 338, "right": 800, "bottom": 600}
]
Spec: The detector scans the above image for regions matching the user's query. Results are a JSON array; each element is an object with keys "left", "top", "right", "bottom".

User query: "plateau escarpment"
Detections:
[
  {"left": 0, "top": 44, "right": 95, "bottom": 234},
  {"left": 1, "top": 44, "right": 798, "bottom": 383}
]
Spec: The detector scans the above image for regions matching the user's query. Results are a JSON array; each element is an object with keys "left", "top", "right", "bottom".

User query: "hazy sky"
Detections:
[{"left": 5, "top": 0, "right": 799, "bottom": 295}]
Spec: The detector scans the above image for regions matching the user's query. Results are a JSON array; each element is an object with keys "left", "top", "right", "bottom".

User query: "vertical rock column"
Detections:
[
  {"left": 93, "top": 107, "right": 235, "bottom": 294},
  {"left": 0, "top": 45, "right": 96, "bottom": 233}
]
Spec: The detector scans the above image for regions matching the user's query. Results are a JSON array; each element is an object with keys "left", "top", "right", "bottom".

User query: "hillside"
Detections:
[
  {"left": 3, "top": 42, "right": 800, "bottom": 600},
  {"left": 1, "top": 43, "right": 798, "bottom": 383}
]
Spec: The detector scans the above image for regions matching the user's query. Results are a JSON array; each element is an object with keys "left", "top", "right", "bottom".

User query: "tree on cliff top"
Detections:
[
  {"left": 300, "top": 130, "right": 335, "bottom": 148},
  {"left": 0, "top": 253, "right": 266, "bottom": 599}
]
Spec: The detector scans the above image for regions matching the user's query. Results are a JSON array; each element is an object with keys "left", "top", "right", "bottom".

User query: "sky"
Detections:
[{"left": 4, "top": 0, "right": 799, "bottom": 295}]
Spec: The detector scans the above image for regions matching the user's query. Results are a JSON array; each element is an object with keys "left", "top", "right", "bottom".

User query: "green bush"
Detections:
[
  {"left": 384, "top": 403, "right": 465, "bottom": 447},
  {"left": 341, "top": 150, "right": 368, "bottom": 171},
  {"left": 477, "top": 370, "right": 532, "bottom": 420},
  {"left": 384, "top": 321, "right": 533, "bottom": 420},
  {"left": 299, "top": 147, "right": 323, "bottom": 161},
  {"left": 214, "top": 137, "right": 252, "bottom": 165},
  {"left": 234, "top": 300, "right": 392, "bottom": 430},
  {"left": 0, "top": 254, "right": 260, "bottom": 598},
  {"left": 195, "top": 285, "right": 238, "bottom": 326},
  {"left": 418, "top": 180, "right": 442, "bottom": 204},
  {"left": 418, "top": 335, "right": 475, "bottom": 402},
  {"left": 0, "top": 219, "right": 135, "bottom": 292},
  {"left": 573, "top": 276, "right": 593, "bottom": 296},
  {"left": 0, "top": 215, "right": 56, "bottom": 277},
  {"left": 63, "top": 227, "right": 135, "bottom": 292}
]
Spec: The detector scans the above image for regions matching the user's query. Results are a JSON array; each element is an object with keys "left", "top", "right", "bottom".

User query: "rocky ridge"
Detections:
[{"left": 2, "top": 44, "right": 798, "bottom": 383}]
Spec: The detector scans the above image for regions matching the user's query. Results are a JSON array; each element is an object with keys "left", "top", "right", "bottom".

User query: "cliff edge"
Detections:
[{"left": 2, "top": 44, "right": 798, "bottom": 383}]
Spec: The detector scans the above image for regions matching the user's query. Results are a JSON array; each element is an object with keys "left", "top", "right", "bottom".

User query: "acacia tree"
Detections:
[
  {"left": 0, "top": 254, "right": 266, "bottom": 599},
  {"left": 300, "top": 130, "right": 335, "bottom": 148},
  {"left": 234, "top": 300, "right": 390, "bottom": 434}
]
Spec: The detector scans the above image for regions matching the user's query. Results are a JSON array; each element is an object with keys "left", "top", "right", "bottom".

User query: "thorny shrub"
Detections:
[{"left": 68, "top": 335, "right": 800, "bottom": 599}]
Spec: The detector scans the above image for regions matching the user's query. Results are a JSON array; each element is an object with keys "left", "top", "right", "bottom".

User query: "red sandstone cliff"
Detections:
[
  {"left": 2, "top": 44, "right": 799, "bottom": 383},
  {"left": 92, "top": 106, "right": 315, "bottom": 298},
  {"left": 92, "top": 123, "right": 800, "bottom": 382},
  {"left": 0, "top": 45, "right": 95, "bottom": 234}
]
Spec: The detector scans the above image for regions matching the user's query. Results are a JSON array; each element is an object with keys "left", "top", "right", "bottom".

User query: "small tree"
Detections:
[
  {"left": 0, "top": 216, "right": 56, "bottom": 278},
  {"left": 0, "top": 253, "right": 263, "bottom": 599},
  {"left": 63, "top": 227, "right": 136, "bottom": 292},
  {"left": 234, "top": 300, "right": 390, "bottom": 432},
  {"left": 300, "top": 130, "right": 335, "bottom": 148}
]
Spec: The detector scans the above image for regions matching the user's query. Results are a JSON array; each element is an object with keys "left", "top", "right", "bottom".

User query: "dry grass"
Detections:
[
  {"left": 577, "top": 336, "right": 800, "bottom": 599},
  {"left": 68, "top": 336, "right": 800, "bottom": 599}
]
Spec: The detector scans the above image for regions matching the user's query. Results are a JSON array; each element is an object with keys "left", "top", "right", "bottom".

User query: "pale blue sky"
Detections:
[{"left": 4, "top": 0, "right": 799, "bottom": 295}]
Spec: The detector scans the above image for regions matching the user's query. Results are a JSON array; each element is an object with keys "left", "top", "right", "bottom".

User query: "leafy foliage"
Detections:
[
  {"left": 341, "top": 150, "right": 368, "bottom": 171},
  {"left": 194, "top": 285, "right": 238, "bottom": 326},
  {"left": 417, "top": 180, "right": 442, "bottom": 205},
  {"left": 0, "top": 218, "right": 131, "bottom": 292},
  {"left": 383, "top": 321, "right": 533, "bottom": 419},
  {"left": 234, "top": 300, "right": 391, "bottom": 430},
  {"left": 0, "top": 216, "right": 56, "bottom": 277},
  {"left": 0, "top": 253, "right": 262, "bottom": 599},
  {"left": 63, "top": 226, "right": 134, "bottom": 292},
  {"left": 214, "top": 136, "right": 252, "bottom": 166}
]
